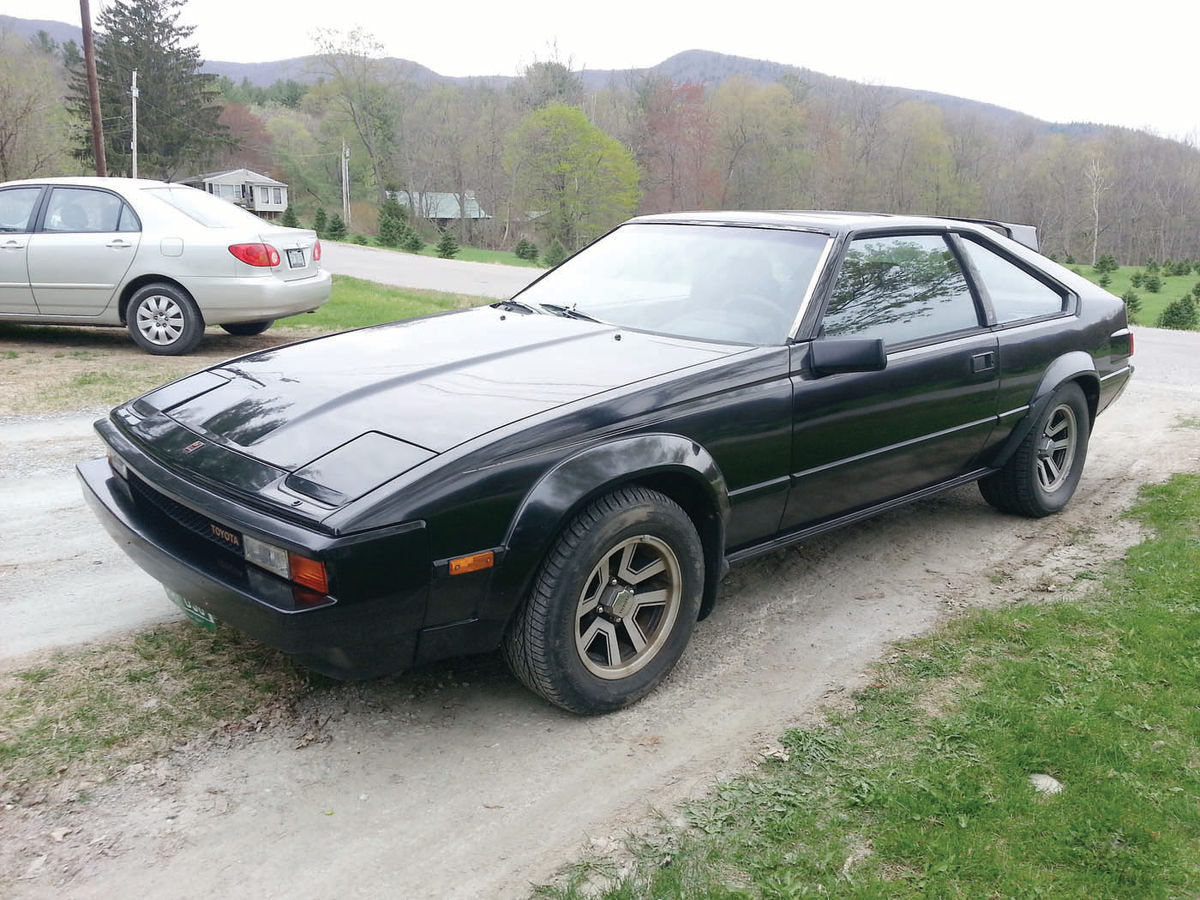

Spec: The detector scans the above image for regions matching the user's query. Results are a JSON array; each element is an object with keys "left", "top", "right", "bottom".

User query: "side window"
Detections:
[
  {"left": 43, "top": 188, "right": 126, "bottom": 233},
  {"left": 959, "top": 237, "right": 1066, "bottom": 323},
  {"left": 823, "top": 234, "right": 979, "bottom": 346},
  {"left": 0, "top": 187, "right": 42, "bottom": 234},
  {"left": 117, "top": 203, "right": 141, "bottom": 232}
]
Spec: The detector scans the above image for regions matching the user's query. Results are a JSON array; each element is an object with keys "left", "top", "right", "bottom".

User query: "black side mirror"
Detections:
[{"left": 809, "top": 338, "right": 887, "bottom": 376}]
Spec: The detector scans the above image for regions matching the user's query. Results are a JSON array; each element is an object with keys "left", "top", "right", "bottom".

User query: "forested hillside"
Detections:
[{"left": 2, "top": 13, "right": 1198, "bottom": 263}]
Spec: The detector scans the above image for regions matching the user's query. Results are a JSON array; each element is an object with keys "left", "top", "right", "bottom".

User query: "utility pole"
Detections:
[
  {"left": 341, "top": 141, "right": 351, "bottom": 226},
  {"left": 130, "top": 69, "right": 139, "bottom": 179},
  {"left": 79, "top": 0, "right": 106, "bottom": 176}
]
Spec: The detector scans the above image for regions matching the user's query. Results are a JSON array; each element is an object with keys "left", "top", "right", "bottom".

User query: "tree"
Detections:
[
  {"left": 377, "top": 193, "right": 406, "bottom": 246},
  {"left": 436, "top": 230, "right": 460, "bottom": 259},
  {"left": 310, "top": 28, "right": 401, "bottom": 201},
  {"left": 326, "top": 214, "right": 348, "bottom": 241},
  {"left": 281, "top": 205, "right": 299, "bottom": 228},
  {"left": 72, "top": 0, "right": 227, "bottom": 179},
  {"left": 1157, "top": 295, "right": 1198, "bottom": 329},
  {"left": 506, "top": 104, "right": 639, "bottom": 251},
  {"left": 313, "top": 208, "right": 328, "bottom": 236},
  {"left": 0, "top": 33, "right": 73, "bottom": 180}
]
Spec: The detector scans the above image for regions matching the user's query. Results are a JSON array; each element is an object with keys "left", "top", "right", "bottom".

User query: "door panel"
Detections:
[
  {"left": 27, "top": 187, "right": 141, "bottom": 316},
  {"left": 782, "top": 335, "right": 998, "bottom": 529},
  {"left": 0, "top": 186, "right": 42, "bottom": 314}
]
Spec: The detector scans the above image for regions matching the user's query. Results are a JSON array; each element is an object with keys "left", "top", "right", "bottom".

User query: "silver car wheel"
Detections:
[
  {"left": 1035, "top": 402, "right": 1078, "bottom": 493},
  {"left": 574, "top": 534, "right": 682, "bottom": 680},
  {"left": 135, "top": 293, "right": 187, "bottom": 346}
]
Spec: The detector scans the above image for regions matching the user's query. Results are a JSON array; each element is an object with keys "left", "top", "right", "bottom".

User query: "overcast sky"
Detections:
[{"left": 6, "top": 0, "right": 1198, "bottom": 143}]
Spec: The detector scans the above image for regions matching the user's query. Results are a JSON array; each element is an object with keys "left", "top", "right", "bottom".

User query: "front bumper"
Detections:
[{"left": 77, "top": 457, "right": 424, "bottom": 679}]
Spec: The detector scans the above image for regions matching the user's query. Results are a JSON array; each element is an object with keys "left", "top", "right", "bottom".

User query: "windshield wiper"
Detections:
[
  {"left": 539, "top": 303, "right": 604, "bottom": 323},
  {"left": 491, "top": 298, "right": 538, "bottom": 314}
]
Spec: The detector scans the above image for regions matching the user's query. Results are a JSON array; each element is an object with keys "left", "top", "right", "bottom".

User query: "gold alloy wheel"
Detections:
[{"left": 574, "top": 534, "right": 682, "bottom": 680}]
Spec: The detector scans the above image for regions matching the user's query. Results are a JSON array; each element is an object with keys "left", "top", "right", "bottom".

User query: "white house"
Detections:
[{"left": 180, "top": 168, "right": 289, "bottom": 218}]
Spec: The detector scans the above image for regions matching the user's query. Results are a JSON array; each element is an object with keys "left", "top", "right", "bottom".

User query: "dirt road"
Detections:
[{"left": 2, "top": 331, "right": 1197, "bottom": 898}]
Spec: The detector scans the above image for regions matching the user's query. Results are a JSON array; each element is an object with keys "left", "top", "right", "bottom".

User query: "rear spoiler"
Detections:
[{"left": 936, "top": 217, "right": 1039, "bottom": 252}]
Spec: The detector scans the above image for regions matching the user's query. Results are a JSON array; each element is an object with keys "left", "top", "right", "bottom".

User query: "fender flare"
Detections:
[
  {"left": 490, "top": 433, "right": 731, "bottom": 624},
  {"left": 991, "top": 351, "right": 1099, "bottom": 468}
]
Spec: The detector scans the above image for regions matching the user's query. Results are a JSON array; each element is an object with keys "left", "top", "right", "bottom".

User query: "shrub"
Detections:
[
  {"left": 514, "top": 238, "right": 539, "bottom": 261},
  {"left": 1143, "top": 274, "right": 1162, "bottom": 293},
  {"left": 1192, "top": 281, "right": 1200, "bottom": 299},
  {"left": 1098, "top": 273, "right": 1111, "bottom": 289},
  {"left": 1122, "top": 290, "right": 1141, "bottom": 323},
  {"left": 1130, "top": 271, "right": 1145, "bottom": 288},
  {"left": 313, "top": 208, "right": 327, "bottom": 237},
  {"left": 326, "top": 214, "right": 347, "bottom": 241},
  {"left": 401, "top": 228, "right": 424, "bottom": 253},
  {"left": 352, "top": 233, "right": 368, "bottom": 245},
  {"left": 1145, "top": 259, "right": 1159, "bottom": 274},
  {"left": 281, "top": 206, "right": 299, "bottom": 229},
  {"left": 543, "top": 239, "right": 567, "bottom": 268},
  {"left": 436, "top": 230, "right": 460, "bottom": 259},
  {"left": 1157, "top": 295, "right": 1199, "bottom": 330},
  {"left": 1093, "top": 253, "right": 1118, "bottom": 275},
  {"left": 1065, "top": 254, "right": 1076, "bottom": 265},
  {"left": 378, "top": 213, "right": 404, "bottom": 247}
]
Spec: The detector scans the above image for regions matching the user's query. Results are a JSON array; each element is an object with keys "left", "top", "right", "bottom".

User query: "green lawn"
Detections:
[
  {"left": 283, "top": 275, "right": 489, "bottom": 332},
  {"left": 540, "top": 470, "right": 1200, "bottom": 899},
  {"left": 1072, "top": 266, "right": 1198, "bottom": 327}
]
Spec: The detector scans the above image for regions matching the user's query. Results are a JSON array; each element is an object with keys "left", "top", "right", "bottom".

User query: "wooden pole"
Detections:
[{"left": 79, "top": 0, "right": 107, "bottom": 176}]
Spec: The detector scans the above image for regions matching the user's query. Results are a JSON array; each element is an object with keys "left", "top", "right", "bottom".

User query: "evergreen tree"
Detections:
[
  {"left": 543, "top": 239, "right": 567, "bottom": 267},
  {"left": 280, "top": 205, "right": 299, "bottom": 228},
  {"left": 313, "top": 208, "right": 328, "bottom": 237},
  {"left": 71, "top": 0, "right": 227, "bottom": 179},
  {"left": 1157, "top": 295, "right": 1198, "bottom": 330},
  {"left": 326, "top": 214, "right": 348, "bottom": 241},
  {"left": 401, "top": 228, "right": 424, "bottom": 253},
  {"left": 436, "top": 230, "right": 460, "bottom": 259},
  {"left": 377, "top": 195, "right": 405, "bottom": 247}
]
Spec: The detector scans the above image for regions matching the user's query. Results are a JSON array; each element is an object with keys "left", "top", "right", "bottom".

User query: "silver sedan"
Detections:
[{"left": 0, "top": 176, "right": 331, "bottom": 354}]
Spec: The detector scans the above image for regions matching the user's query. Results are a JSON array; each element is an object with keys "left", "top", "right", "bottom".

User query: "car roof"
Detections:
[
  {"left": 626, "top": 209, "right": 1036, "bottom": 248},
  {"left": 0, "top": 176, "right": 174, "bottom": 193}
]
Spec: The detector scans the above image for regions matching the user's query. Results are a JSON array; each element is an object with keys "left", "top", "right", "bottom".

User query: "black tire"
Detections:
[
  {"left": 126, "top": 283, "right": 205, "bottom": 355},
  {"left": 220, "top": 319, "right": 274, "bottom": 337},
  {"left": 979, "top": 382, "right": 1090, "bottom": 517},
  {"left": 502, "top": 486, "right": 704, "bottom": 715}
]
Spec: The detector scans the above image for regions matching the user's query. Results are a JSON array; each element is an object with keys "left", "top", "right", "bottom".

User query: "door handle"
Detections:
[
  {"left": 2, "top": 239, "right": 25, "bottom": 249},
  {"left": 106, "top": 239, "right": 133, "bottom": 249},
  {"left": 970, "top": 351, "right": 996, "bottom": 374}
]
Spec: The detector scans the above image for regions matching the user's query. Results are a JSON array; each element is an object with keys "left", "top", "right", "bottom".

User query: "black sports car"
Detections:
[{"left": 79, "top": 211, "right": 1133, "bottom": 714}]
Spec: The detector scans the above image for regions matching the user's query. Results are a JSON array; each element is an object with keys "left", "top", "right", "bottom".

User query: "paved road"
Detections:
[{"left": 320, "top": 242, "right": 540, "bottom": 299}]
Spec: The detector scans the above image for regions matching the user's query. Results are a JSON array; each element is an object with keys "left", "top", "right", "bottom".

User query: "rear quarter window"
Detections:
[{"left": 959, "top": 237, "right": 1066, "bottom": 323}]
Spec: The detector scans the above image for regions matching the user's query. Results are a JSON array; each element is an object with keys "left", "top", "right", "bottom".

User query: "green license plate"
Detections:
[{"left": 165, "top": 588, "right": 218, "bottom": 632}]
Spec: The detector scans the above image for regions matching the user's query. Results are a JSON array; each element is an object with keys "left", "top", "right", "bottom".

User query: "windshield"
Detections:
[
  {"left": 142, "top": 185, "right": 271, "bottom": 228},
  {"left": 515, "top": 223, "right": 830, "bottom": 344}
]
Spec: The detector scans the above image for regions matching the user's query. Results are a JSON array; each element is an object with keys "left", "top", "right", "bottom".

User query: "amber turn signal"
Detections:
[
  {"left": 449, "top": 551, "right": 494, "bottom": 576},
  {"left": 288, "top": 552, "right": 329, "bottom": 594}
]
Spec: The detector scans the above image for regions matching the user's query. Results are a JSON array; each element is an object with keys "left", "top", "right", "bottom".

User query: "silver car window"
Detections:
[
  {"left": 0, "top": 187, "right": 42, "bottom": 233},
  {"left": 43, "top": 188, "right": 127, "bottom": 233}
]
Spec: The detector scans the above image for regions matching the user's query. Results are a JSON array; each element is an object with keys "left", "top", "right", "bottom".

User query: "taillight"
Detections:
[
  {"left": 229, "top": 243, "right": 280, "bottom": 267},
  {"left": 312, "top": 239, "right": 322, "bottom": 262}
]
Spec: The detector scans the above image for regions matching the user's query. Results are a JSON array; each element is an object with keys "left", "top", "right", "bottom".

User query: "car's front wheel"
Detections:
[
  {"left": 503, "top": 486, "right": 704, "bottom": 715},
  {"left": 220, "top": 320, "right": 274, "bottom": 337},
  {"left": 979, "top": 382, "right": 1091, "bottom": 517},
  {"left": 126, "top": 283, "right": 205, "bottom": 355}
]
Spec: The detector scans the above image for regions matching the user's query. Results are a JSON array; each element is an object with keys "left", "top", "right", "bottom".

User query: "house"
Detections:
[
  {"left": 393, "top": 191, "right": 490, "bottom": 231},
  {"left": 179, "top": 168, "right": 289, "bottom": 218}
]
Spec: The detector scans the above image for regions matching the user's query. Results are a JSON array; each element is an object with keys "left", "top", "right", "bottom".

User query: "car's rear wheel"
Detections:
[
  {"left": 502, "top": 486, "right": 704, "bottom": 715},
  {"left": 220, "top": 320, "right": 274, "bottom": 337},
  {"left": 979, "top": 382, "right": 1090, "bottom": 517},
  {"left": 126, "top": 283, "right": 204, "bottom": 355}
]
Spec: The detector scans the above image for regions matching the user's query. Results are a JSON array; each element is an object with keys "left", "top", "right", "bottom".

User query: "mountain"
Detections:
[{"left": 0, "top": 14, "right": 1098, "bottom": 138}]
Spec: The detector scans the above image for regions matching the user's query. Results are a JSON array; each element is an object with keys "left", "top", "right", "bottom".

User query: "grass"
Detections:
[
  {"left": 333, "top": 238, "right": 547, "bottom": 268},
  {"left": 539, "top": 472, "right": 1200, "bottom": 899},
  {"left": 1073, "top": 265, "right": 1198, "bottom": 326},
  {"left": 286, "top": 275, "right": 487, "bottom": 332},
  {"left": 0, "top": 623, "right": 314, "bottom": 795}
]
